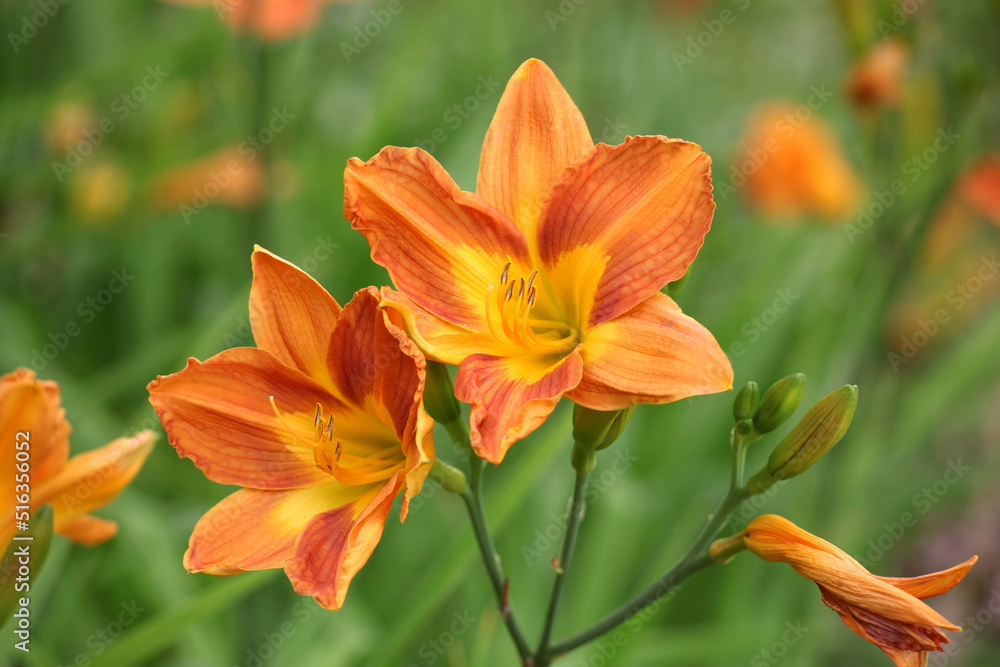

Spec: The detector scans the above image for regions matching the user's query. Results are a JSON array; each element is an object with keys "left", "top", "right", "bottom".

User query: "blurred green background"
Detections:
[{"left": 2, "top": 0, "right": 1000, "bottom": 665}]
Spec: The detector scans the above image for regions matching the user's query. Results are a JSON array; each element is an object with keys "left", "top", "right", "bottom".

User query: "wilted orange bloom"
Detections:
[
  {"left": 846, "top": 38, "right": 909, "bottom": 110},
  {"left": 1, "top": 369, "right": 155, "bottom": 552},
  {"left": 161, "top": 0, "right": 357, "bottom": 42},
  {"left": 716, "top": 515, "right": 976, "bottom": 667},
  {"left": 739, "top": 105, "right": 862, "bottom": 221},
  {"left": 148, "top": 248, "right": 434, "bottom": 609},
  {"left": 344, "top": 59, "right": 733, "bottom": 464},
  {"left": 148, "top": 147, "right": 265, "bottom": 213}
]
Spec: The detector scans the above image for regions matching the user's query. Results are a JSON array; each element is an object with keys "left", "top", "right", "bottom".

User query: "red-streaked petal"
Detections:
[
  {"left": 249, "top": 247, "right": 342, "bottom": 389},
  {"left": 148, "top": 348, "right": 346, "bottom": 489},
  {"left": 344, "top": 146, "right": 531, "bottom": 330},
  {"left": 568, "top": 293, "right": 732, "bottom": 410},
  {"left": 454, "top": 350, "right": 583, "bottom": 464},
  {"left": 876, "top": 557, "right": 978, "bottom": 600},
  {"left": 34, "top": 431, "right": 155, "bottom": 541},
  {"left": 537, "top": 136, "right": 715, "bottom": 328},
  {"left": 477, "top": 59, "right": 594, "bottom": 249},
  {"left": 183, "top": 482, "right": 375, "bottom": 574},
  {"left": 285, "top": 471, "right": 403, "bottom": 609},
  {"left": 327, "top": 287, "right": 435, "bottom": 516}
]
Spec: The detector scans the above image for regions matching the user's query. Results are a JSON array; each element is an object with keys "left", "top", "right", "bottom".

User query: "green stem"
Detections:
[
  {"left": 546, "top": 485, "right": 748, "bottom": 660},
  {"left": 446, "top": 420, "right": 532, "bottom": 662},
  {"left": 535, "top": 468, "right": 591, "bottom": 666}
]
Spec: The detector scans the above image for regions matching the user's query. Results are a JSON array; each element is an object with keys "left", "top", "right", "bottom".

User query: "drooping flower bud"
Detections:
[
  {"left": 747, "top": 385, "right": 858, "bottom": 492},
  {"left": 753, "top": 373, "right": 805, "bottom": 434},
  {"left": 422, "top": 360, "right": 462, "bottom": 425}
]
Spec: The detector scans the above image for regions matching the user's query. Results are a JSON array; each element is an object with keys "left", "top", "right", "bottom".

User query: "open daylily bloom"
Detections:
[
  {"left": 345, "top": 58, "right": 733, "bottom": 464},
  {"left": 161, "top": 0, "right": 358, "bottom": 42},
  {"left": 739, "top": 104, "right": 862, "bottom": 222},
  {"left": 713, "top": 514, "right": 976, "bottom": 667},
  {"left": 147, "top": 248, "right": 433, "bottom": 609},
  {"left": 0, "top": 369, "right": 155, "bottom": 552}
]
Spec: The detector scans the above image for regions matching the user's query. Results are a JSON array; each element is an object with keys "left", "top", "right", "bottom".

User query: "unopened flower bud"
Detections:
[
  {"left": 753, "top": 373, "right": 805, "bottom": 434},
  {"left": 423, "top": 360, "right": 462, "bottom": 424},
  {"left": 572, "top": 404, "right": 635, "bottom": 453},
  {"left": 429, "top": 459, "right": 468, "bottom": 494},
  {"left": 733, "top": 381, "right": 760, "bottom": 423},
  {"left": 747, "top": 385, "right": 858, "bottom": 492}
]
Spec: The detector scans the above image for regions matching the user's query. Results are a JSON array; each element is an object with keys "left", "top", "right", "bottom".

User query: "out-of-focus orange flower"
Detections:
[
  {"left": 70, "top": 161, "right": 132, "bottom": 225},
  {"left": 739, "top": 105, "right": 862, "bottom": 221},
  {"left": 148, "top": 249, "right": 434, "bottom": 610},
  {"left": 161, "top": 0, "right": 358, "bottom": 42},
  {"left": 0, "top": 369, "right": 155, "bottom": 552},
  {"left": 148, "top": 147, "right": 265, "bottom": 212},
  {"left": 344, "top": 59, "right": 733, "bottom": 464},
  {"left": 846, "top": 39, "right": 910, "bottom": 111},
  {"left": 44, "top": 100, "right": 97, "bottom": 155},
  {"left": 714, "top": 515, "right": 976, "bottom": 667},
  {"left": 956, "top": 157, "right": 1000, "bottom": 228}
]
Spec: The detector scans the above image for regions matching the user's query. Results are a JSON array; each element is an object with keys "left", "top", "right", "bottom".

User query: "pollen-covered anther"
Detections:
[{"left": 484, "top": 262, "right": 577, "bottom": 354}]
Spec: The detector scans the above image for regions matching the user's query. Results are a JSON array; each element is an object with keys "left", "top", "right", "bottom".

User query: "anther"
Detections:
[
  {"left": 314, "top": 404, "right": 322, "bottom": 427},
  {"left": 500, "top": 262, "right": 510, "bottom": 285},
  {"left": 504, "top": 282, "right": 514, "bottom": 302}
]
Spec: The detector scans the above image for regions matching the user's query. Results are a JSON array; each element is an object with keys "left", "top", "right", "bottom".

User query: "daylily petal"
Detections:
[
  {"left": 875, "top": 557, "right": 978, "bottom": 600},
  {"left": 568, "top": 292, "right": 732, "bottom": 410},
  {"left": 148, "top": 348, "right": 345, "bottom": 489},
  {"left": 184, "top": 482, "right": 375, "bottom": 574},
  {"left": 285, "top": 471, "right": 402, "bottom": 609},
  {"left": 344, "top": 146, "right": 532, "bottom": 330},
  {"left": 477, "top": 58, "right": 593, "bottom": 251},
  {"left": 455, "top": 350, "right": 583, "bottom": 464},
  {"left": 327, "top": 288, "right": 435, "bottom": 516},
  {"left": 537, "top": 136, "right": 715, "bottom": 328},
  {"left": 35, "top": 431, "right": 155, "bottom": 538},
  {"left": 56, "top": 514, "right": 119, "bottom": 546},
  {"left": 0, "top": 369, "right": 70, "bottom": 488},
  {"left": 379, "top": 287, "right": 518, "bottom": 364},
  {"left": 249, "top": 247, "right": 342, "bottom": 390}
]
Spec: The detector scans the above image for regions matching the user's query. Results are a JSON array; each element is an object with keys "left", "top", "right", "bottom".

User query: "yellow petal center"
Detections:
[{"left": 485, "top": 261, "right": 579, "bottom": 355}]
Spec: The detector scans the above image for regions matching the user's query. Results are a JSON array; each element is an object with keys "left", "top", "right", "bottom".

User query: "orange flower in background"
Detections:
[
  {"left": 0, "top": 369, "right": 155, "bottom": 552},
  {"left": 846, "top": 38, "right": 910, "bottom": 110},
  {"left": 739, "top": 104, "right": 862, "bottom": 221},
  {"left": 147, "top": 248, "right": 433, "bottom": 610},
  {"left": 161, "top": 0, "right": 358, "bottom": 42},
  {"left": 148, "top": 147, "right": 265, "bottom": 214},
  {"left": 344, "top": 58, "right": 733, "bottom": 464},
  {"left": 717, "top": 515, "right": 976, "bottom": 667}
]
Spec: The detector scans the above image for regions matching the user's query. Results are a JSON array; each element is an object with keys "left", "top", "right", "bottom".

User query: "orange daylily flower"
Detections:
[
  {"left": 344, "top": 58, "right": 733, "bottom": 464},
  {"left": 148, "top": 147, "right": 265, "bottom": 213},
  {"left": 846, "top": 38, "right": 910, "bottom": 111},
  {"left": 161, "top": 0, "right": 357, "bottom": 42},
  {"left": 717, "top": 515, "right": 976, "bottom": 667},
  {"left": 739, "top": 104, "right": 862, "bottom": 221},
  {"left": 147, "top": 248, "right": 434, "bottom": 610},
  {"left": 0, "top": 369, "right": 155, "bottom": 552}
]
